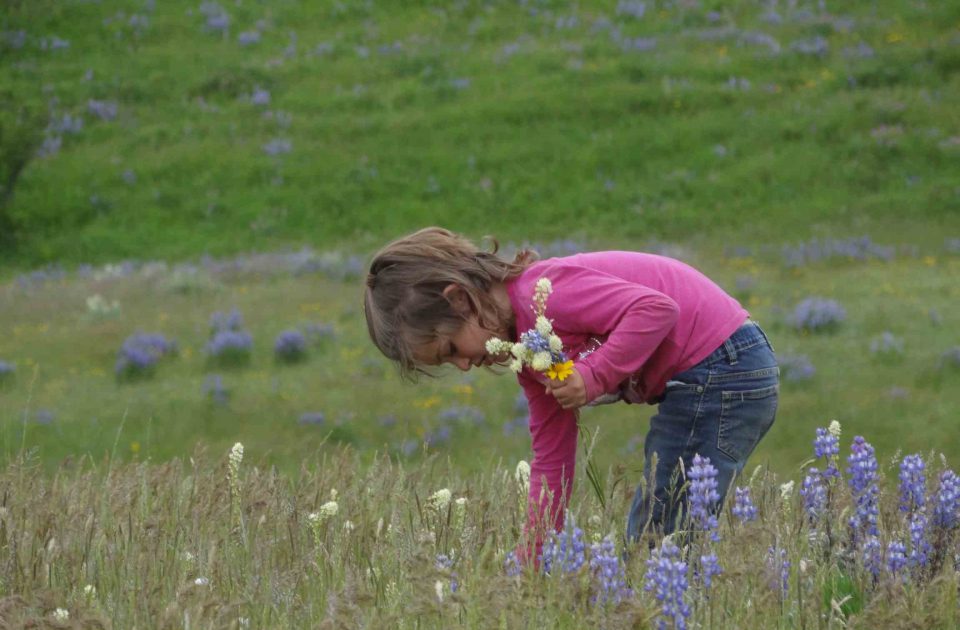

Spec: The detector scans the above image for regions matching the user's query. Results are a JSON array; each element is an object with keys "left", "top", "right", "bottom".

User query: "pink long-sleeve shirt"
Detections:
[{"left": 504, "top": 251, "right": 749, "bottom": 564}]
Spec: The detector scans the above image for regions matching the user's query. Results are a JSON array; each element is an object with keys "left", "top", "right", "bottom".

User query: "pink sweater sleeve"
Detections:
[
  {"left": 546, "top": 262, "right": 680, "bottom": 403},
  {"left": 516, "top": 371, "right": 579, "bottom": 568}
]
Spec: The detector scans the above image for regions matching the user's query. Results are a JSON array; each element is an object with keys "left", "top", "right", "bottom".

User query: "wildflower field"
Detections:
[{"left": 3, "top": 0, "right": 960, "bottom": 627}]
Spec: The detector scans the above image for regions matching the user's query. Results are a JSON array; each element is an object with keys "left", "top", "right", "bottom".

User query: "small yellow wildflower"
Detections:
[{"left": 547, "top": 360, "right": 574, "bottom": 382}]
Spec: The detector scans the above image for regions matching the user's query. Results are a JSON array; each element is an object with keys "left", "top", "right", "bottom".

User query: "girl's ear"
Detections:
[{"left": 442, "top": 283, "right": 472, "bottom": 316}]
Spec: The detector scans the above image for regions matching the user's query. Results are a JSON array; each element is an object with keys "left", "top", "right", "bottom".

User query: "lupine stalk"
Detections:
[
  {"left": 899, "top": 454, "right": 926, "bottom": 516},
  {"left": 644, "top": 539, "right": 691, "bottom": 630},
  {"left": 846, "top": 436, "right": 880, "bottom": 546},
  {"left": 731, "top": 487, "right": 757, "bottom": 523}
]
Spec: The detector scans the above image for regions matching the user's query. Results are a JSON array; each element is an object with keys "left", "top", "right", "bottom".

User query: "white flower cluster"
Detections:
[
  {"left": 428, "top": 488, "right": 452, "bottom": 512},
  {"left": 485, "top": 278, "right": 567, "bottom": 375},
  {"left": 515, "top": 460, "right": 531, "bottom": 495},
  {"left": 85, "top": 294, "right": 120, "bottom": 318}
]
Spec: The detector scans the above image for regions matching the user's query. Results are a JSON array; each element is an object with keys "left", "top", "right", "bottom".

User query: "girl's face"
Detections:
[{"left": 413, "top": 316, "right": 505, "bottom": 372}]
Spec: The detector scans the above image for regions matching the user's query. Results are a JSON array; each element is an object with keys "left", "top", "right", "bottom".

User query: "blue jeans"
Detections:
[{"left": 625, "top": 320, "right": 779, "bottom": 545}]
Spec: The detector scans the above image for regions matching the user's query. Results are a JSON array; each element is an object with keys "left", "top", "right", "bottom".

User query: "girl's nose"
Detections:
[{"left": 453, "top": 357, "right": 471, "bottom": 371}]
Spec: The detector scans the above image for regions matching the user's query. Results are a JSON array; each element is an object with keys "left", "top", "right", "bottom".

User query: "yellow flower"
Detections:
[{"left": 547, "top": 360, "right": 574, "bottom": 382}]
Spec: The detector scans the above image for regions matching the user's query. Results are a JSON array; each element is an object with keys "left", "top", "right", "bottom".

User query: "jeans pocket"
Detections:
[{"left": 717, "top": 383, "right": 779, "bottom": 462}]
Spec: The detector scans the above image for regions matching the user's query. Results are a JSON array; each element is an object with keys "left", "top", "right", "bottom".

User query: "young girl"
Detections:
[{"left": 364, "top": 227, "right": 779, "bottom": 565}]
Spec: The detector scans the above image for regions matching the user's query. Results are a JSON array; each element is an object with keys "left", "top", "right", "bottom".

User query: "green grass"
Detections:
[
  {"left": 2, "top": 230, "right": 959, "bottom": 480},
  {"left": 2, "top": 0, "right": 959, "bottom": 266}
]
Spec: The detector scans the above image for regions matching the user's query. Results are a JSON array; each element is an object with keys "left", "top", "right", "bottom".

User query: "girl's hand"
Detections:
[{"left": 545, "top": 368, "right": 587, "bottom": 410}]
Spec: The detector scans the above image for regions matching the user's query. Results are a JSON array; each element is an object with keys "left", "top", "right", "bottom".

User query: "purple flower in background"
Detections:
[
  {"left": 40, "top": 36, "right": 71, "bottom": 51},
  {"left": 437, "top": 405, "right": 485, "bottom": 426},
  {"left": 263, "top": 138, "right": 292, "bottom": 156},
  {"left": 0, "top": 360, "right": 15, "bottom": 381},
  {"left": 202, "top": 374, "right": 229, "bottom": 405},
  {"left": 938, "top": 347, "right": 960, "bottom": 371},
  {"left": 424, "top": 425, "right": 452, "bottom": 447},
  {"left": 790, "top": 36, "right": 829, "bottom": 56},
  {"left": 34, "top": 409, "right": 56, "bottom": 425},
  {"left": 886, "top": 541, "right": 908, "bottom": 578},
  {"left": 862, "top": 535, "right": 882, "bottom": 579},
  {"left": 301, "top": 322, "right": 335, "bottom": 343},
  {"left": 813, "top": 427, "right": 840, "bottom": 479},
  {"left": 644, "top": 539, "right": 690, "bottom": 629},
  {"left": 800, "top": 468, "right": 827, "bottom": 520},
  {"left": 620, "top": 37, "right": 657, "bottom": 52},
  {"left": 540, "top": 512, "right": 586, "bottom": 575},
  {"left": 296, "top": 411, "right": 325, "bottom": 425},
  {"left": 846, "top": 436, "right": 880, "bottom": 544},
  {"left": 250, "top": 87, "right": 270, "bottom": 106},
  {"left": 502, "top": 414, "right": 529, "bottom": 436},
  {"left": 616, "top": 0, "right": 646, "bottom": 19},
  {"left": 697, "top": 552, "right": 722, "bottom": 591},
  {"left": 870, "top": 331, "right": 904, "bottom": 357},
  {"left": 589, "top": 536, "right": 632, "bottom": 605},
  {"left": 49, "top": 113, "right": 83, "bottom": 135},
  {"left": 210, "top": 308, "right": 244, "bottom": 333},
  {"left": 206, "top": 330, "right": 253, "bottom": 365},
  {"left": 504, "top": 550, "right": 521, "bottom": 577},
  {"left": 731, "top": 486, "right": 757, "bottom": 523},
  {"left": 908, "top": 511, "right": 931, "bottom": 569},
  {"left": 238, "top": 30, "right": 260, "bottom": 46},
  {"left": 435, "top": 553, "right": 459, "bottom": 592},
  {"left": 899, "top": 454, "right": 926, "bottom": 515},
  {"left": 932, "top": 470, "right": 960, "bottom": 530},
  {"left": 689, "top": 454, "right": 721, "bottom": 540},
  {"left": 88, "top": 100, "right": 118, "bottom": 122},
  {"left": 200, "top": 2, "right": 230, "bottom": 33},
  {"left": 37, "top": 135, "right": 62, "bottom": 158},
  {"left": 790, "top": 297, "right": 846, "bottom": 332},
  {"left": 2, "top": 30, "right": 27, "bottom": 50},
  {"left": 765, "top": 547, "right": 790, "bottom": 595},
  {"left": 274, "top": 329, "right": 308, "bottom": 363},
  {"left": 116, "top": 331, "right": 178, "bottom": 379}
]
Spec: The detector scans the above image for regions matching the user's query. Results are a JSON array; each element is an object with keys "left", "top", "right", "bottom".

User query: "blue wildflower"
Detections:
[
  {"left": 0, "top": 360, "right": 15, "bottom": 383},
  {"left": 644, "top": 539, "right": 690, "bottom": 630},
  {"left": 908, "top": 511, "right": 931, "bottom": 570},
  {"left": 206, "top": 330, "right": 253, "bottom": 366},
  {"left": 688, "top": 454, "right": 720, "bottom": 541},
  {"left": 846, "top": 436, "right": 880, "bottom": 545},
  {"left": 237, "top": 30, "right": 260, "bottom": 45},
  {"left": 504, "top": 550, "right": 521, "bottom": 577},
  {"left": 435, "top": 553, "right": 459, "bottom": 592},
  {"left": 202, "top": 374, "right": 229, "bottom": 405},
  {"left": 800, "top": 468, "right": 828, "bottom": 521},
  {"left": 298, "top": 412, "right": 325, "bottom": 426},
  {"left": 862, "top": 535, "right": 882, "bottom": 579},
  {"left": 932, "top": 470, "right": 959, "bottom": 530},
  {"left": 274, "top": 329, "right": 308, "bottom": 363},
  {"left": 540, "top": 512, "right": 586, "bottom": 575},
  {"left": 869, "top": 332, "right": 904, "bottom": 358},
  {"left": 886, "top": 541, "right": 908, "bottom": 578},
  {"left": 731, "top": 487, "right": 758, "bottom": 523},
  {"left": 765, "top": 547, "right": 790, "bottom": 595},
  {"left": 589, "top": 536, "right": 633, "bottom": 605},
  {"left": 899, "top": 454, "right": 926, "bottom": 515},
  {"left": 813, "top": 427, "right": 841, "bottom": 479},
  {"left": 697, "top": 552, "right": 722, "bottom": 591},
  {"left": 789, "top": 297, "right": 846, "bottom": 332},
  {"left": 116, "top": 332, "right": 178, "bottom": 379}
]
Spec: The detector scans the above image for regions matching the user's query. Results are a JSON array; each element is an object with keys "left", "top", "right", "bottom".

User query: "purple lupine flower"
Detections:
[
  {"left": 298, "top": 412, "right": 325, "bottom": 426},
  {"left": 504, "top": 550, "right": 521, "bottom": 577},
  {"left": 237, "top": 30, "right": 260, "bottom": 45},
  {"left": 589, "top": 536, "right": 633, "bottom": 605},
  {"left": 33, "top": 409, "right": 56, "bottom": 425},
  {"left": 899, "top": 454, "right": 926, "bottom": 514},
  {"left": 540, "top": 512, "right": 586, "bottom": 575},
  {"left": 932, "top": 470, "right": 960, "bottom": 529},
  {"left": 869, "top": 332, "right": 904, "bottom": 357},
  {"left": 689, "top": 454, "right": 720, "bottom": 541},
  {"left": 0, "top": 360, "right": 15, "bottom": 381},
  {"left": 800, "top": 468, "right": 828, "bottom": 520},
  {"left": 644, "top": 539, "right": 691, "bottom": 630},
  {"left": 846, "top": 436, "right": 880, "bottom": 544},
  {"left": 210, "top": 308, "right": 244, "bottom": 333},
  {"left": 438, "top": 405, "right": 485, "bottom": 426},
  {"left": 813, "top": 427, "right": 841, "bottom": 479},
  {"left": 765, "top": 547, "right": 790, "bottom": 595},
  {"left": 790, "top": 36, "right": 829, "bottom": 56},
  {"left": 202, "top": 374, "right": 229, "bottom": 405},
  {"left": 616, "top": 0, "right": 646, "bottom": 19},
  {"left": 886, "top": 541, "right": 908, "bottom": 578},
  {"left": 520, "top": 330, "right": 551, "bottom": 353},
  {"left": 697, "top": 552, "right": 722, "bottom": 591},
  {"left": 87, "top": 99, "right": 118, "bottom": 121},
  {"left": 731, "top": 486, "right": 758, "bottom": 523},
  {"left": 40, "top": 36, "right": 71, "bottom": 51},
  {"left": 424, "top": 425, "right": 452, "bottom": 446},
  {"left": 862, "top": 535, "right": 882, "bottom": 579},
  {"left": 206, "top": 330, "right": 253, "bottom": 364},
  {"left": 908, "top": 511, "right": 931, "bottom": 569},
  {"left": 200, "top": 2, "right": 229, "bottom": 33},
  {"left": 939, "top": 347, "right": 960, "bottom": 371},
  {"left": 274, "top": 329, "right": 308, "bottom": 363},
  {"left": 435, "top": 553, "right": 459, "bottom": 592},
  {"left": 262, "top": 138, "right": 292, "bottom": 156},
  {"left": 37, "top": 135, "right": 62, "bottom": 158},
  {"left": 250, "top": 87, "right": 270, "bottom": 106},
  {"left": 116, "top": 332, "right": 178, "bottom": 378},
  {"left": 789, "top": 297, "right": 846, "bottom": 332},
  {"left": 49, "top": 113, "right": 83, "bottom": 135}
]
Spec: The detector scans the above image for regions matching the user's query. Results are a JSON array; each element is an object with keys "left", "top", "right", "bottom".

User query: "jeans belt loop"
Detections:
[{"left": 723, "top": 337, "right": 738, "bottom": 365}]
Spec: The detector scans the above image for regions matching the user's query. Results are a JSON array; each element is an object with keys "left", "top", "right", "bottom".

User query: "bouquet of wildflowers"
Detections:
[{"left": 485, "top": 278, "right": 575, "bottom": 381}]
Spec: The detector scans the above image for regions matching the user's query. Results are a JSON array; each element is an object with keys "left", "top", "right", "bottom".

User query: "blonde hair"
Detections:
[{"left": 364, "top": 227, "right": 538, "bottom": 381}]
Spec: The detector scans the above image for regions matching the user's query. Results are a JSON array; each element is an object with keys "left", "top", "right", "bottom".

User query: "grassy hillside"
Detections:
[{"left": 2, "top": 0, "right": 959, "bottom": 266}]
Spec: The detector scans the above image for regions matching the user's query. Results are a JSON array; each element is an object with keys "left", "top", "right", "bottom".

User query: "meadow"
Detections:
[{"left": 3, "top": 0, "right": 960, "bottom": 626}]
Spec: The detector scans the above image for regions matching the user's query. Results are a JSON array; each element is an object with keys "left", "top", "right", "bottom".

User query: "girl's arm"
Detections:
[
  {"left": 516, "top": 371, "right": 579, "bottom": 568},
  {"left": 545, "top": 262, "right": 680, "bottom": 403}
]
